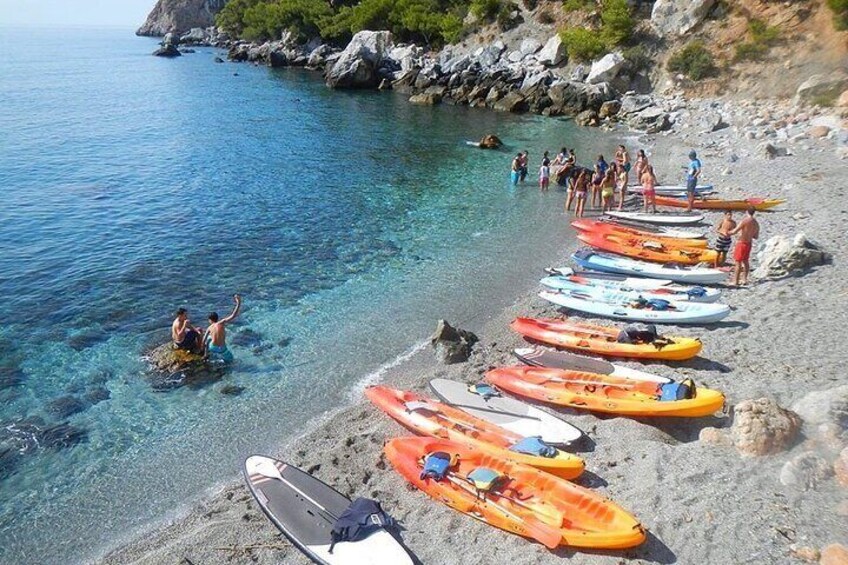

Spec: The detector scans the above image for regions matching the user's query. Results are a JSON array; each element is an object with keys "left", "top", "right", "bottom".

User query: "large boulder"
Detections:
[
  {"left": 629, "top": 106, "right": 672, "bottom": 133},
  {"left": 478, "top": 134, "right": 503, "bottom": 149},
  {"left": 796, "top": 73, "right": 848, "bottom": 104},
  {"left": 326, "top": 31, "right": 393, "bottom": 89},
  {"left": 599, "top": 99, "right": 622, "bottom": 118},
  {"left": 474, "top": 42, "right": 506, "bottom": 68},
  {"left": 575, "top": 109, "right": 600, "bottom": 127},
  {"left": 179, "top": 27, "right": 209, "bottom": 45},
  {"left": 153, "top": 34, "right": 182, "bottom": 58},
  {"left": 730, "top": 398, "right": 802, "bottom": 456},
  {"left": 519, "top": 38, "right": 543, "bottom": 56},
  {"left": 137, "top": 0, "right": 226, "bottom": 37},
  {"left": 430, "top": 320, "right": 478, "bottom": 364},
  {"left": 493, "top": 91, "right": 528, "bottom": 113},
  {"left": 651, "top": 0, "right": 717, "bottom": 38},
  {"left": 620, "top": 93, "right": 654, "bottom": 114},
  {"left": 537, "top": 35, "right": 567, "bottom": 67},
  {"left": 779, "top": 452, "right": 833, "bottom": 490},
  {"left": 753, "top": 233, "right": 831, "bottom": 279},
  {"left": 409, "top": 92, "right": 442, "bottom": 105},
  {"left": 586, "top": 52, "right": 626, "bottom": 84}
]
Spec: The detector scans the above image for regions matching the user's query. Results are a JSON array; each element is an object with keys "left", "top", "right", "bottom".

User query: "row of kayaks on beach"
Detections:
[{"left": 240, "top": 189, "right": 784, "bottom": 563}]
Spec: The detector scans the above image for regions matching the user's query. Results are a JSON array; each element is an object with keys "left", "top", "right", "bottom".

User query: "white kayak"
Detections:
[
  {"left": 540, "top": 275, "right": 722, "bottom": 303},
  {"left": 602, "top": 219, "right": 707, "bottom": 240},
  {"left": 546, "top": 266, "right": 674, "bottom": 289},
  {"left": 428, "top": 378, "right": 584, "bottom": 446},
  {"left": 572, "top": 250, "right": 729, "bottom": 285},
  {"left": 628, "top": 183, "right": 714, "bottom": 195},
  {"left": 606, "top": 211, "right": 705, "bottom": 226},
  {"left": 513, "top": 347, "right": 672, "bottom": 384},
  {"left": 243, "top": 456, "right": 415, "bottom": 565},
  {"left": 540, "top": 290, "right": 731, "bottom": 324}
]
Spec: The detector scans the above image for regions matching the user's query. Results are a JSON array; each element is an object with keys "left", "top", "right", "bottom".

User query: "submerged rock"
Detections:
[
  {"left": 0, "top": 448, "right": 21, "bottom": 481},
  {"left": 730, "top": 398, "right": 801, "bottom": 456},
  {"left": 145, "top": 342, "right": 225, "bottom": 391},
  {"left": 39, "top": 423, "right": 88, "bottom": 449},
  {"left": 754, "top": 233, "right": 831, "bottom": 280},
  {"left": 45, "top": 396, "right": 88, "bottom": 419},
  {"left": 84, "top": 387, "right": 111, "bottom": 405},
  {"left": 430, "top": 320, "right": 478, "bottom": 364},
  {"left": 218, "top": 383, "right": 245, "bottom": 396},
  {"left": 0, "top": 367, "right": 25, "bottom": 391},
  {"left": 230, "top": 328, "right": 263, "bottom": 348}
]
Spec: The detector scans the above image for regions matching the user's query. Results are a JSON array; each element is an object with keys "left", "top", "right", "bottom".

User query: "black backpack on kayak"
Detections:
[
  {"left": 617, "top": 324, "right": 659, "bottom": 344},
  {"left": 329, "top": 497, "right": 397, "bottom": 553}
]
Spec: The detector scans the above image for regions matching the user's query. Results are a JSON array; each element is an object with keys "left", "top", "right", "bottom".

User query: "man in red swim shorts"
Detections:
[{"left": 729, "top": 206, "right": 760, "bottom": 286}]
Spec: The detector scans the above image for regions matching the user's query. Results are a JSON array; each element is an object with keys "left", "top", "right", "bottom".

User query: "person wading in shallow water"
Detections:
[
  {"left": 203, "top": 294, "right": 242, "bottom": 362},
  {"left": 171, "top": 308, "right": 203, "bottom": 353},
  {"left": 728, "top": 207, "right": 759, "bottom": 286}
]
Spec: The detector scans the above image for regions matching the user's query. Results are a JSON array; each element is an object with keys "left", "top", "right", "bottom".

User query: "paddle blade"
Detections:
[
  {"left": 523, "top": 514, "right": 562, "bottom": 549},
  {"left": 253, "top": 458, "right": 284, "bottom": 481}
]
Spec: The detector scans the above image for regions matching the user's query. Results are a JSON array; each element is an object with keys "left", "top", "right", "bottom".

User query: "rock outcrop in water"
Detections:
[
  {"left": 137, "top": 0, "right": 226, "bottom": 37},
  {"left": 430, "top": 320, "right": 478, "bottom": 364}
]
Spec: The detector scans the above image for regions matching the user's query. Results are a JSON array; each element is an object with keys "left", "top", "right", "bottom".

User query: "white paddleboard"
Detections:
[
  {"left": 428, "top": 378, "right": 584, "bottom": 446},
  {"left": 513, "top": 347, "right": 672, "bottom": 383},
  {"left": 540, "top": 275, "right": 722, "bottom": 303},
  {"left": 572, "top": 250, "right": 729, "bottom": 285},
  {"left": 606, "top": 211, "right": 705, "bottom": 225}
]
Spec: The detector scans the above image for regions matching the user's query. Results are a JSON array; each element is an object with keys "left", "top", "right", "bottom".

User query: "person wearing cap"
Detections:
[{"left": 685, "top": 150, "right": 702, "bottom": 212}]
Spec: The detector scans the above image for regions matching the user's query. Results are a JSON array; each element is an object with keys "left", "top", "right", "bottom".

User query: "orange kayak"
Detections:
[
  {"left": 365, "top": 386, "right": 585, "bottom": 479},
  {"left": 576, "top": 232, "right": 717, "bottom": 265},
  {"left": 570, "top": 219, "right": 708, "bottom": 248},
  {"left": 510, "top": 317, "right": 702, "bottom": 361},
  {"left": 385, "top": 437, "right": 646, "bottom": 549},
  {"left": 486, "top": 366, "right": 725, "bottom": 418},
  {"left": 655, "top": 196, "right": 786, "bottom": 211}
]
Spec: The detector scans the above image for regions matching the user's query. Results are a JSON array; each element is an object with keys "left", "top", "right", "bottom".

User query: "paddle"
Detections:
[
  {"left": 445, "top": 401, "right": 543, "bottom": 422},
  {"left": 443, "top": 474, "right": 562, "bottom": 549},
  {"left": 252, "top": 458, "right": 339, "bottom": 521}
]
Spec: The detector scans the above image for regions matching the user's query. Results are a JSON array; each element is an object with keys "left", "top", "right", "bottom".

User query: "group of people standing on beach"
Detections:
[
  {"left": 513, "top": 145, "right": 698, "bottom": 217},
  {"left": 510, "top": 145, "right": 760, "bottom": 286}
]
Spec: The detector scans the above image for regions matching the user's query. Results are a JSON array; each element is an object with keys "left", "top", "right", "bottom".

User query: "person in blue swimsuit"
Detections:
[
  {"left": 203, "top": 294, "right": 242, "bottom": 363},
  {"left": 686, "top": 150, "right": 702, "bottom": 212}
]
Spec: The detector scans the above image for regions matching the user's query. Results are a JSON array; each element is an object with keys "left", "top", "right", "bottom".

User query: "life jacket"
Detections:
[
  {"left": 419, "top": 451, "right": 457, "bottom": 481},
  {"left": 329, "top": 497, "right": 396, "bottom": 553},
  {"left": 659, "top": 378, "right": 696, "bottom": 401},
  {"left": 468, "top": 382, "right": 500, "bottom": 400},
  {"left": 686, "top": 286, "right": 707, "bottom": 298},
  {"left": 509, "top": 436, "right": 558, "bottom": 458}
]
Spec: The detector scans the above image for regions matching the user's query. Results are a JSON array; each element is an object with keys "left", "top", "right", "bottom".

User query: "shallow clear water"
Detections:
[{"left": 0, "top": 26, "right": 632, "bottom": 563}]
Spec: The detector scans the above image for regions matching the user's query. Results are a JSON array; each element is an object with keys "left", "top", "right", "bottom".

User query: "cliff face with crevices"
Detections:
[{"left": 136, "top": 0, "right": 227, "bottom": 37}]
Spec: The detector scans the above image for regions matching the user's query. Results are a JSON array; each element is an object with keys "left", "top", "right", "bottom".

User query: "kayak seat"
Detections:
[
  {"left": 659, "top": 378, "right": 696, "bottom": 401},
  {"left": 467, "top": 467, "right": 507, "bottom": 498},
  {"left": 420, "top": 451, "right": 456, "bottom": 481},
  {"left": 468, "top": 382, "right": 500, "bottom": 400},
  {"left": 509, "top": 436, "right": 558, "bottom": 458},
  {"left": 329, "top": 497, "right": 397, "bottom": 553},
  {"left": 686, "top": 286, "right": 707, "bottom": 297}
]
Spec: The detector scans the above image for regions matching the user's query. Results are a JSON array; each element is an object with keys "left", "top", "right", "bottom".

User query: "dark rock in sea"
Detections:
[
  {"left": 230, "top": 328, "right": 263, "bottom": 348},
  {"left": 0, "top": 447, "right": 21, "bottom": 480},
  {"left": 67, "top": 328, "right": 108, "bottom": 351},
  {"left": 277, "top": 337, "right": 292, "bottom": 348},
  {"left": 84, "top": 387, "right": 111, "bottom": 405},
  {"left": 218, "top": 384, "right": 245, "bottom": 396},
  {"left": 137, "top": 0, "right": 226, "bottom": 37},
  {"left": 0, "top": 367, "right": 25, "bottom": 391},
  {"left": 430, "top": 319, "right": 479, "bottom": 365},
  {"left": 45, "top": 396, "right": 88, "bottom": 419},
  {"left": 87, "top": 369, "right": 113, "bottom": 385},
  {"left": 145, "top": 342, "right": 225, "bottom": 391},
  {"left": 214, "top": 56, "right": 225, "bottom": 63},
  {"left": 179, "top": 48, "right": 196, "bottom": 54},
  {"left": 39, "top": 423, "right": 88, "bottom": 449},
  {"left": 153, "top": 44, "right": 182, "bottom": 58},
  {"left": 478, "top": 134, "right": 503, "bottom": 149}
]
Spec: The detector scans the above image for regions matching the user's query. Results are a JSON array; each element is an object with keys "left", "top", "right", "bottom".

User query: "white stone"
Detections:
[
  {"left": 520, "top": 38, "right": 542, "bottom": 56},
  {"left": 536, "top": 35, "right": 567, "bottom": 67},
  {"left": 586, "top": 52, "right": 625, "bottom": 85},
  {"left": 651, "top": 0, "right": 717, "bottom": 38}
]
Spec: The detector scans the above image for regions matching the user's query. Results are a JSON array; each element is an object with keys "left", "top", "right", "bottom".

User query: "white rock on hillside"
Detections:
[
  {"left": 326, "top": 30, "right": 393, "bottom": 89},
  {"left": 520, "top": 38, "right": 542, "bottom": 56},
  {"left": 651, "top": 0, "right": 717, "bottom": 38},
  {"left": 586, "top": 52, "right": 625, "bottom": 84},
  {"left": 796, "top": 73, "right": 848, "bottom": 103},
  {"left": 537, "top": 35, "right": 566, "bottom": 67},
  {"left": 753, "top": 233, "right": 831, "bottom": 279}
]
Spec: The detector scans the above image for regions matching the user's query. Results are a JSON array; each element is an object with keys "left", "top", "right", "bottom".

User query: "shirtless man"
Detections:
[
  {"left": 171, "top": 308, "right": 203, "bottom": 353},
  {"left": 728, "top": 207, "right": 759, "bottom": 286},
  {"left": 203, "top": 294, "right": 242, "bottom": 362},
  {"left": 714, "top": 211, "right": 736, "bottom": 267}
]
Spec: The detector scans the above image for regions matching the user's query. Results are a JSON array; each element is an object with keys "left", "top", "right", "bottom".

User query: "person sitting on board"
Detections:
[
  {"left": 714, "top": 211, "right": 736, "bottom": 267},
  {"left": 640, "top": 164, "right": 658, "bottom": 213},
  {"left": 685, "top": 150, "right": 702, "bottom": 212},
  {"left": 203, "top": 294, "right": 242, "bottom": 362},
  {"left": 171, "top": 308, "right": 203, "bottom": 353},
  {"left": 728, "top": 207, "right": 759, "bottom": 286}
]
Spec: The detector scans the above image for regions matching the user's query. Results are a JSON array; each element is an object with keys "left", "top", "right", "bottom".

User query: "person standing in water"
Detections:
[
  {"left": 539, "top": 159, "right": 550, "bottom": 191},
  {"left": 203, "top": 294, "right": 242, "bottom": 362},
  {"left": 519, "top": 151, "right": 529, "bottom": 182},
  {"left": 510, "top": 153, "right": 522, "bottom": 185},
  {"left": 640, "top": 164, "right": 658, "bottom": 213},
  {"left": 728, "top": 207, "right": 759, "bottom": 286},
  {"left": 685, "top": 150, "right": 702, "bottom": 212},
  {"left": 714, "top": 211, "right": 736, "bottom": 267}
]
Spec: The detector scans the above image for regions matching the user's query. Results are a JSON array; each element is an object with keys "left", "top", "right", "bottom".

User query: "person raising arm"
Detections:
[{"left": 202, "top": 294, "right": 242, "bottom": 362}]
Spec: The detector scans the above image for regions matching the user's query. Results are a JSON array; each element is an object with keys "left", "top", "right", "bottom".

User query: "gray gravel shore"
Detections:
[{"left": 100, "top": 109, "right": 847, "bottom": 565}]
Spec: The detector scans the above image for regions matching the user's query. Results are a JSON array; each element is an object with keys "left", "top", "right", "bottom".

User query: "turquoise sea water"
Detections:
[{"left": 0, "top": 26, "right": 633, "bottom": 563}]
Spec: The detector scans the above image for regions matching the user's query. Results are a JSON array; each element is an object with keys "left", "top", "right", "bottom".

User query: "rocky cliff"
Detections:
[{"left": 137, "top": 0, "right": 226, "bottom": 37}]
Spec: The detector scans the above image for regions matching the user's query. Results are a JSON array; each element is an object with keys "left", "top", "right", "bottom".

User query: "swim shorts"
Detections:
[
  {"left": 734, "top": 241, "right": 752, "bottom": 263},
  {"left": 715, "top": 234, "right": 732, "bottom": 253},
  {"left": 686, "top": 176, "right": 697, "bottom": 193}
]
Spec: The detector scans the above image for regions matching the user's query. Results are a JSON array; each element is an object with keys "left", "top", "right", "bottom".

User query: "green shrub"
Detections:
[
  {"left": 496, "top": 2, "right": 519, "bottom": 30},
  {"left": 560, "top": 27, "right": 606, "bottom": 62},
  {"left": 216, "top": 0, "right": 262, "bottom": 36},
  {"left": 733, "top": 18, "right": 780, "bottom": 62},
  {"left": 470, "top": 0, "right": 501, "bottom": 21},
  {"left": 241, "top": 0, "right": 333, "bottom": 41},
  {"left": 599, "top": 0, "right": 633, "bottom": 46},
  {"left": 562, "top": 0, "right": 593, "bottom": 11},
  {"left": 622, "top": 44, "right": 651, "bottom": 73},
  {"left": 667, "top": 41, "right": 716, "bottom": 80},
  {"left": 827, "top": 0, "right": 848, "bottom": 30},
  {"left": 537, "top": 9, "right": 555, "bottom": 24}
]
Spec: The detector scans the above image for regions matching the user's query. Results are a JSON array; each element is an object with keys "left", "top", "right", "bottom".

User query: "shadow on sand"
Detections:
[{"left": 553, "top": 531, "right": 677, "bottom": 564}]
